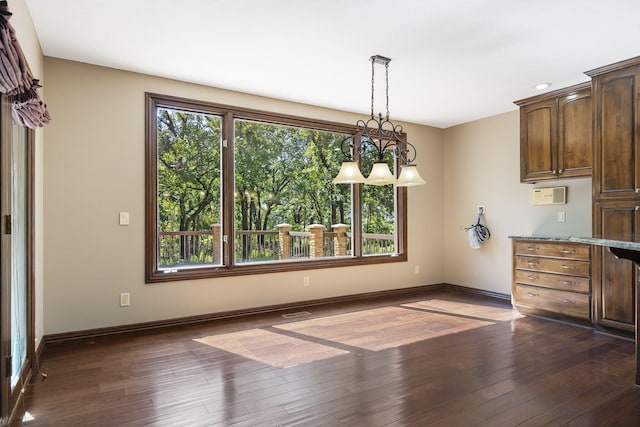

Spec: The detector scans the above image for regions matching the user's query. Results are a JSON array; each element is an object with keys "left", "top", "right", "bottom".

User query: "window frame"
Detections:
[{"left": 145, "top": 92, "right": 407, "bottom": 283}]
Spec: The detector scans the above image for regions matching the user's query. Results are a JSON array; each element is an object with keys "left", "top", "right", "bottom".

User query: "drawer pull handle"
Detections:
[
  {"left": 560, "top": 249, "right": 576, "bottom": 254},
  {"left": 526, "top": 276, "right": 538, "bottom": 280},
  {"left": 561, "top": 299, "right": 575, "bottom": 304},
  {"left": 526, "top": 247, "right": 539, "bottom": 251},
  {"left": 527, "top": 292, "right": 538, "bottom": 297},
  {"left": 527, "top": 261, "right": 539, "bottom": 266},
  {"left": 560, "top": 280, "right": 575, "bottom": 285},
  {"left": 561, "top": 265, "right": 575, "bottom": 269}
]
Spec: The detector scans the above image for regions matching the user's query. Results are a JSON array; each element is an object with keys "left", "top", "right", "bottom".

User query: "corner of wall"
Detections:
[{"left": 442, "top": 110, "right": 590, "bottom": 295}]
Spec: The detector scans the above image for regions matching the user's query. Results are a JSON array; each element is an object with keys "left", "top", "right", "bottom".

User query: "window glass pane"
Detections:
[
  {"left": 234, "top": 120, "right": 352, "bottom": 263},
  {"left": 10, "top": 124, "right": 27, "bottom": 388},
  {"left": 156, "top": 108, "right": 222, "bottom": 269},
  {"left": 360, "top": 155, "right": 396, "bottom": 255}
]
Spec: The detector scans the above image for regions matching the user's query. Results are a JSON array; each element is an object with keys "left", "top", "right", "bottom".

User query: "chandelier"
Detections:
[{"left": 333, "top": 55, "right": 426, "bottom": 187}]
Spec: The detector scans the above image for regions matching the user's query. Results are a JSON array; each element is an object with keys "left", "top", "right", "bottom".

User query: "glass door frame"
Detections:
[{"left": 0, "top": 94, "right": 35, "bottom": 425}]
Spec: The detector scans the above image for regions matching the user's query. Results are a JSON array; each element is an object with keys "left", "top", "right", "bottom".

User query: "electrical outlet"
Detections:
[
  {"left": 414, "top": 265, "right": 420, "bottom": 274},
  {"left": 303, "top": 276, "right": 310, "bottom": 287},
  {"left": 557, "top": 211, "right": 566, "bottom": 223},
  {"left": 120, "top": 292, "right": 130, "bottom": 307}
]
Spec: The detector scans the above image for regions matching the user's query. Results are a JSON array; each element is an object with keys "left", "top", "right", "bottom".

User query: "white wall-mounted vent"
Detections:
[{"left": 531, "top": 187, "right": 566, "bottom": 205}]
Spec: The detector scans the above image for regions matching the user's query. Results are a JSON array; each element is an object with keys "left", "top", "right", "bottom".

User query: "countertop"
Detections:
[
  {"left": 508, "top": 235, "right": 572, "bottom": 242},
  {"left": 568, "top": 236, "right": 640, "bottom": 251},
  {"left": 509, "top": 235, "right": 640, "bottom": 251}
]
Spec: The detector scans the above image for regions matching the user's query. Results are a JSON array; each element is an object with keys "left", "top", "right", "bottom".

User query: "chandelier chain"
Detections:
[
  {"left": 370, "top": 58, "right": 375, "bottom": 118},
  {"left": 385, "top": 60, "right": 390, "bottom": 120}
]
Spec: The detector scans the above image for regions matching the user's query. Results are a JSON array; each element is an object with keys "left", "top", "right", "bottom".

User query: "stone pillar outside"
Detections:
[
  {"left": 307, "top": 224, "right": 324, "bottom": 258},
  {"left": 212, "top": 224, "right": 222, "bottom": 264},
  {"left": 332, "top": 223, "right": 348, "bottom": 256},
  {"left": 277, "top": 223, "right": 291, "bottom": 260}
]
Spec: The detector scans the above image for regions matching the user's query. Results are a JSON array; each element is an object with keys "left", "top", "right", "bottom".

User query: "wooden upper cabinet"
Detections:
[
  {"left": 558, "top": 89, "right": 593, "bottom": 178},
  {"left": 519, "top": 99, "right": 556, "bottom": 182},
  {"left": 515, "top": 83, "right": 592, "bottom": 183},
  {"left": 587, "top": 59, "right": 640, "bottom": 199}
]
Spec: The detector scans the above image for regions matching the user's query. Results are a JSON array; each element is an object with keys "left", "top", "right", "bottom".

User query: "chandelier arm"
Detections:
[
  {"left": 379, "top": 139, "right": 395, "bottom": 159},
  {"left": 339, "top": 136, "right": 358, "bottom": 160},
  {"left": 398, "top": 140, "right": 418, "bottom": 164},
  {"left": 356, "top": 135, "right": 368, "bottom": 158}
]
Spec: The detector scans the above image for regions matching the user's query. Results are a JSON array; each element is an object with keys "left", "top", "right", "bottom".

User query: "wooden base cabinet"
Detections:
[
  {"left": 592, "top": 201, "right": 639, "bottom": 331},
  {"left": 512, "top": 240, "right": 591, "bottom": 321}
]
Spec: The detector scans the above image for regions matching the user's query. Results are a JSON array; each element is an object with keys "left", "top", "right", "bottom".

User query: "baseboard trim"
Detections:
[
  {"left": 34, "top": 336, "right": 45, "bottom": 375},
  {"left": 42, "top": 283, "right": 510, "bottom": 346},
  {"left": 43, "top": 284, "right": 437, "bottom": 344},
  {"left": 594, "top": 324, "right": 635, "bottom": 341}
]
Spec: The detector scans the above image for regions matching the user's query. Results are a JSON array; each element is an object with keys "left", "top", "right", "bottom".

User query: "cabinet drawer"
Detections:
[
  {"left": 515, "top": 256, "right": 590, "bottom": 276},
  {"left": 515, "top": 284, "right": 590, "bottom": 320},
  {"left": 514, "top": 242, "right": 590, "bottom": 260},
  {"left": 514, "top": 270, "right": 590, "bottom": 293}
]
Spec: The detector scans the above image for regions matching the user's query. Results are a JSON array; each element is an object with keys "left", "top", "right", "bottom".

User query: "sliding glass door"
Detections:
[
  {"left": 0, "top": 95, "right": 33, "bottom": 424},
  {"left": 9, "top": 123, "right": 28, "bottom": 387}
]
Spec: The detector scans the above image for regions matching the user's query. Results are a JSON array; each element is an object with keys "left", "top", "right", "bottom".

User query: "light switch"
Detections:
[{"left": 119, "top": 211, "right": 130, "bottom": 226}]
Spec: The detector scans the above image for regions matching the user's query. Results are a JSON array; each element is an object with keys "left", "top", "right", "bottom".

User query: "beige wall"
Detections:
[
  {"left": 42, "top": 58, "right": 444, "bottom": 335},
  {"left": 27, "top": 17, "right": 593, "bottom": 335},
  {"left": 11, "top": 0, "right": 45, "bottom": 348},
  {"left": 442, "top": 111, "right": 592, "bottom": 294}
]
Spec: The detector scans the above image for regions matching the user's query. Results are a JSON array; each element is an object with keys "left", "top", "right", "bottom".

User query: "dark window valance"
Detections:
[{"left": 0, "top": 1, "right": 50, "bottom": 128}]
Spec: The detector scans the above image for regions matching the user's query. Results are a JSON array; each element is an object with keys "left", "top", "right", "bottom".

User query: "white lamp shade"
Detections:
[
  {"left": 366, "top": 161, "right": 396, "bottom": 186},
  {"left": 396, "top": 164, "right": 426, "bottom": 187},
  {"left": 333, "top": 160, "right": 366, "bottom": 184}
]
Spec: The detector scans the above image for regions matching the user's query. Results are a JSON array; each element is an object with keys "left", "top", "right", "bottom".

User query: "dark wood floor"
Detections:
[{"left": 15, "top": 288, "right": 640, "bottom": 426}]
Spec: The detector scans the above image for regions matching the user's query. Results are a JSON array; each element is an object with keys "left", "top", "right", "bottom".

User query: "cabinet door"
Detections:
[
  {"left": 520, "top": 99, "right": 557, "bottom": 182},
  {"left": 558, "top": 89, "right": 592, "bottom": 178},
  {"left": 593, "top": 65, "right": 640, "bottom": 198},
  {"left": 593, "top": 201, "right": 638, "bottom": 331}
]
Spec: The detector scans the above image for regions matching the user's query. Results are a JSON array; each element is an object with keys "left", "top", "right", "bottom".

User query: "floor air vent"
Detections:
[{"left": 281, "top": 311, "right": 311, "bottom": 319}]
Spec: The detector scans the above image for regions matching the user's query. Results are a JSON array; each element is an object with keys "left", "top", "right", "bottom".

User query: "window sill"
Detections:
[{"left": 146, "top": 253, "right": 407, "bottom": 283}]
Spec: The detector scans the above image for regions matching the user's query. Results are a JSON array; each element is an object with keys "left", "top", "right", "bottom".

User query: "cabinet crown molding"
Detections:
[
  {"left": 514, "top": 81, "right": 591, "bottom": 107},
  {"left": 585, "top": 56, "right": 640, "bottom": 77}
]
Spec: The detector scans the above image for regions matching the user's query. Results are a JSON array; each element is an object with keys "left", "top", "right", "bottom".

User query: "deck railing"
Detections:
[
  {"left": 158, "top": 224, "right": 393, "bottom": 267},
  {"left": 158, "top": 230, "right": 217, "bottom": 265},
  {"left": 235, "top": 230, "right": 279, "bottom": 262}
]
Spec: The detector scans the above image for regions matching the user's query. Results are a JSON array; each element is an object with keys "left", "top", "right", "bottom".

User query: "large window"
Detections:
[{"left": 146, "top": 93, "right": 407, "bottom": 282}]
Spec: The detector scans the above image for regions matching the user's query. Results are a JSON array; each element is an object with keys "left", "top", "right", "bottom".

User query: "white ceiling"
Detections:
[{"left": 24, "top": 0, "right": 640, "bottom": 128}]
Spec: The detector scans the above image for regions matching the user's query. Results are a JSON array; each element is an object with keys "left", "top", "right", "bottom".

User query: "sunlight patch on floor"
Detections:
[
  {"left": 194, "top": 329, "right": 348, "bottom": 368},
  {"left": 274, "top": 306, "right": 494, "bottom": 351},
  {"left": 402, "top": 299, "right": 524, "bottom": 321}
]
